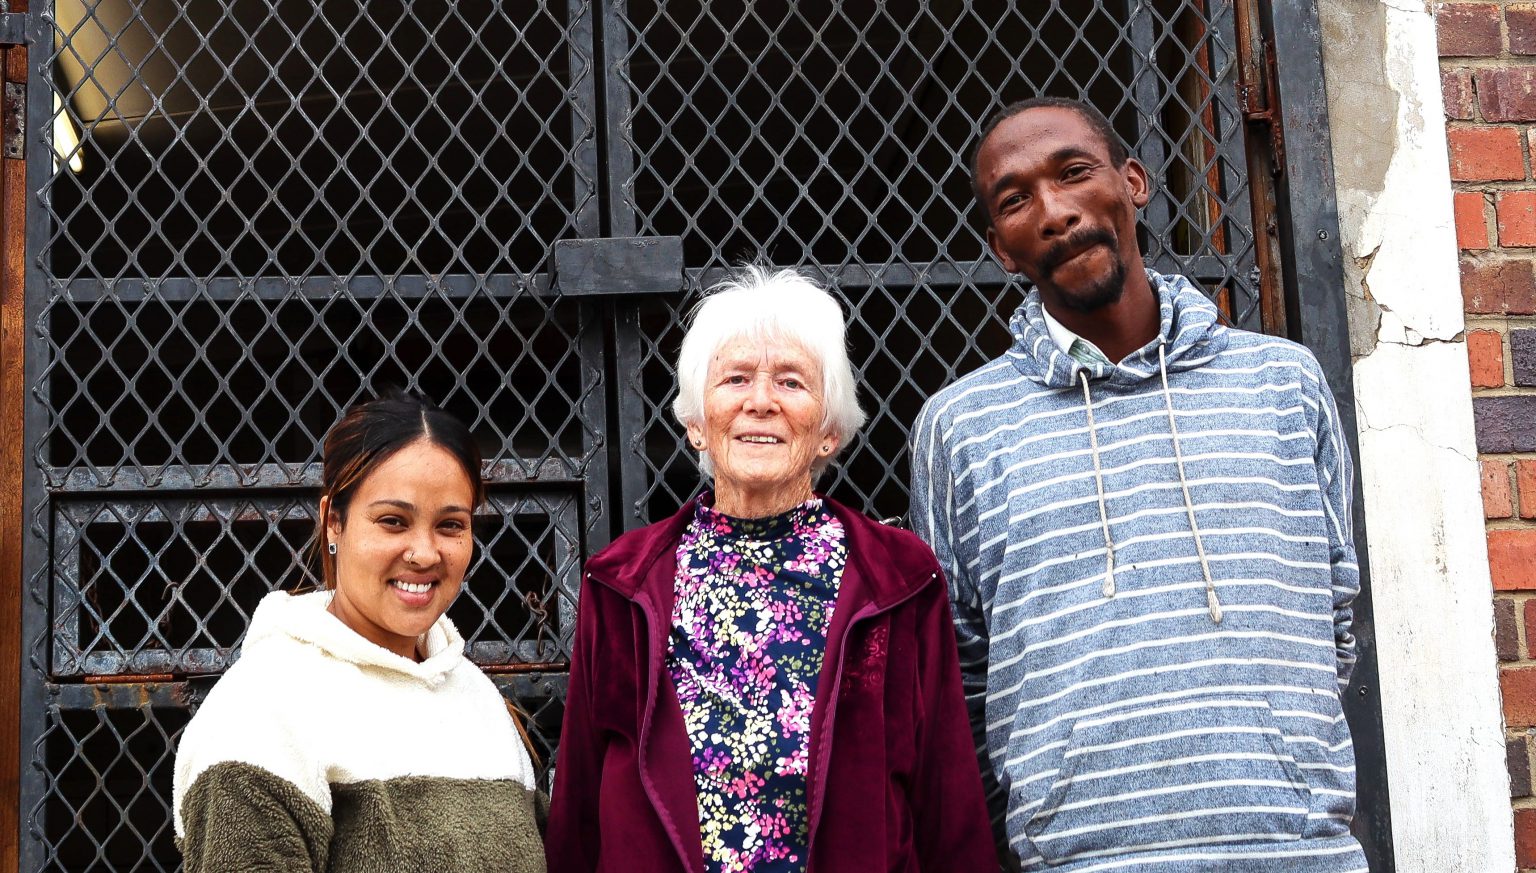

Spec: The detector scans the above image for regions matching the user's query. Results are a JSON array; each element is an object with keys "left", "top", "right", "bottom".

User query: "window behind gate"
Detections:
[{"left": 19, "top": 3, "right": 1373, "bottom": 872}]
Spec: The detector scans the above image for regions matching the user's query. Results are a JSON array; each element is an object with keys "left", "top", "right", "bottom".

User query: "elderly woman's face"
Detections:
[{"left": 688, "top": 335, "right": 837, "bottom": 515}]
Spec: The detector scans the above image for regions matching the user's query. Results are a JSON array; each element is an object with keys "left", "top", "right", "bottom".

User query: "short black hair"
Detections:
[{"left": 967, "top": 97, "right": 1130, "bottom": 221}]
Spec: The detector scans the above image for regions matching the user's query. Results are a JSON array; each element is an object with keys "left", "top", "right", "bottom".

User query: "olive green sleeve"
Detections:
[{"left": 179, "top": 761, "right": 332, "bottom": 873}]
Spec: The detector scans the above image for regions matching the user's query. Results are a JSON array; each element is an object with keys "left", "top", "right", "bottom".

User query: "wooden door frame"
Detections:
[{"left": 1, "top": 7, "right": 28, "bottom": 873}]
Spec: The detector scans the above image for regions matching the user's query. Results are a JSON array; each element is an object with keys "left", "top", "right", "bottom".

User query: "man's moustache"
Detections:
[{"left": 1040, "top": 228, "right": 1118, "bottom": 274}]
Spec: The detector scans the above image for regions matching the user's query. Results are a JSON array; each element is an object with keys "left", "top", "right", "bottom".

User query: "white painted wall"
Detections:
[{"left": 1317, "top": 1, "right": 1515, "bottom": 870}]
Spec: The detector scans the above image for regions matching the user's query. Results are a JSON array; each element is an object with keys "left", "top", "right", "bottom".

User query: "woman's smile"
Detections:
[{"left": 388, "top": 574, "right": 439, "bottom": 607}]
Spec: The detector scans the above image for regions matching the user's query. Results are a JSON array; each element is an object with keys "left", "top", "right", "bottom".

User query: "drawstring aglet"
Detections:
[
  {"left": 1102, "top": 567, "right": 1116, "bottom": 598},
  {"left": 1206, "top": 587, "right": 1223, "bottom": 624}
]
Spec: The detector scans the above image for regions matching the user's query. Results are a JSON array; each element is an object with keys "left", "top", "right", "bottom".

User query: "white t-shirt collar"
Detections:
[{"left": 1039, "top": 304, "right": 1109, "bottom": 361}]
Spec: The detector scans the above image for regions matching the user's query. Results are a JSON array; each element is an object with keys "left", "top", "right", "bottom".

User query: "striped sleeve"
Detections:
[
  {"left": 1307, "top": 358, "right": 1360, "bottom": 689},
  {"left": 910, "top": 398, "right": 987, "bottom": 702},
  {"left": 910, "top": 396, "right": 1014, "bottom": 861}
]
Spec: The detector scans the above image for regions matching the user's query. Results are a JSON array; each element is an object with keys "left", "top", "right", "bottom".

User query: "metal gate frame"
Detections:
[
  {"left": 10, "top": 1, "right": 1393, "bottom": 870},
  {"left": 1263, "top": 4, "right": 1394, "bottom": 869},
  {"left": 17, "top": 5, "right": 614, "bottom": 870}
]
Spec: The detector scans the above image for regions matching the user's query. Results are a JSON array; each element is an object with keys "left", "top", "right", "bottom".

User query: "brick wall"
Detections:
[{"left": 1440, "top": 2, "right": 1536, "bottom": 867}]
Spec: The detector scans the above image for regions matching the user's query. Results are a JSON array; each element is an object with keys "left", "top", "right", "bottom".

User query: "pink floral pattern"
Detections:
[{"left": 667, "top": 495, "right": 846, "bottom": 873}]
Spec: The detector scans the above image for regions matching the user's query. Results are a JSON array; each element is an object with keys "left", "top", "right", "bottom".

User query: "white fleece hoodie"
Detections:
[{"left": 173, "top": 590, "right": 543, "bottom": 873}]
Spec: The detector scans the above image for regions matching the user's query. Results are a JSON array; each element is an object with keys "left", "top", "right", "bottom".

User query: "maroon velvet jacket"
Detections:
[{"left": 545, "top": 495, "right": 996, "bottom": 873}]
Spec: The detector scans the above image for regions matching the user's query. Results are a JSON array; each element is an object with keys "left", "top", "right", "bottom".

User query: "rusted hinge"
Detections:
[
  {"left": 2, "top": 81, "right": 22, "bottom": 159},
  {"left": 1236, "top": 35, "right": 1285, "bottom": 176}
]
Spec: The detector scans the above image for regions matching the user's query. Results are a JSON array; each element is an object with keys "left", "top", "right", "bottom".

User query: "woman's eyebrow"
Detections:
[{"left": 368, "top": 498, "right": 472, "bottom": 516}]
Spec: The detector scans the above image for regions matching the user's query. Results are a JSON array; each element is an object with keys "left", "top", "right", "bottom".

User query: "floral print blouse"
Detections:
[{"left": 666, "top": 494, "right": 848, "bottom": 873}]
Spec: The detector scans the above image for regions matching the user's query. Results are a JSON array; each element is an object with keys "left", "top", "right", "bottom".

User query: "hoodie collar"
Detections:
[
  {"left": 242, "top": 589, "right": 466, "bottom": 684},
  {"left": 1006, "top": 269, "right": 1229, "bottom": 389}
]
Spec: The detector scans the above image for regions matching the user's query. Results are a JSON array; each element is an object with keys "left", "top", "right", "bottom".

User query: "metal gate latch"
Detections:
[{"left": 553, "top": 236, "right": 685, "bottom": 297}]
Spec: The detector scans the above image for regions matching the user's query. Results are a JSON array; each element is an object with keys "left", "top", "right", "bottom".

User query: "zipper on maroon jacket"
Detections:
[
  {"left": 802, "top": 572, "right": 938, "bottom": 864},
  {"left": 585, "top": 570, "right": 700, "bottom": 873},
  {"left": 587, "top": 565, "right": 939, "bottom": 872}
]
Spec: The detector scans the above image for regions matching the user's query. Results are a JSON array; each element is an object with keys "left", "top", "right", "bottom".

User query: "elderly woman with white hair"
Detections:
[{"left": 546, "top": 268, "right": 992, "bottom": 873}]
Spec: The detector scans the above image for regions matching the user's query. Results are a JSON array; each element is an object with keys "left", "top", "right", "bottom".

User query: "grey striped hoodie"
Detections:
[{"left": 909, "top": 272, "right": 1366, "bottom": 872}]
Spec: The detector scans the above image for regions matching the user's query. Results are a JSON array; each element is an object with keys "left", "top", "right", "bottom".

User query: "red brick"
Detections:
[
  {"left": 1502, "top": 190, "right": 1536, "bottom": 245},
  {"left": 1444, "top": 68, "right": 1477, "bottom": 120},
  {"left": 1520, "top": 459, "right": 1536, "bottom": 518},
  {"left": 1470, "top": 329, "right": 1507, "bottom": 388},
  {"left": 1485, "top": 458, "right": 1515, "bottom": 516},
  {"left": 1506, "top": 668, "right": 1536, "bottom": 730},
  {"left": 1438, "top": 3, "right": 1503, "bottom": 56},
  {"left": 1527, "top": 600, "right": 1536, "bottom": 658},
  {"left": 1480, "top": 68, "right": 1536, "bottom": 122},
  {"left": 1491, "top": 529, "right": 1536, "bottom": 590},
  {"left": 1519, "top": 806, "right": 1536, "bottom": 867},
  {"left": 1520, "top": 272, "right": 1536, "bottom": 314},
  {"left": 1457, "top": 191, "right": 1490, "bottom": 248},
  {"left": 1462, "top": 257, "right": 1536, "bottom": 313},
  {"left": 1512, "top": 4, "right": 1536, "bottom": 55},
  {"left": 1448, "top": 126, "right": 1526, "bottom": 181}
]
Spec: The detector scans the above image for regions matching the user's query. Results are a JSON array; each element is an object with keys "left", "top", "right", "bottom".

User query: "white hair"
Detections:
[{"left": 672, "top": 266, "right": 866, "bottom": 479}]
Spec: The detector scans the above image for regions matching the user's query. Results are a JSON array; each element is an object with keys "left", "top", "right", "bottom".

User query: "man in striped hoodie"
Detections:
[{"left": 909, "top": 97, "right": 1368, "bottom": 872}]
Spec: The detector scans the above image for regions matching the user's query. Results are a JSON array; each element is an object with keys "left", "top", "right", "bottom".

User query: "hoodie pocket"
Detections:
[{"left": 1023, "top": 694, "right": 1311, "bottom": 866}]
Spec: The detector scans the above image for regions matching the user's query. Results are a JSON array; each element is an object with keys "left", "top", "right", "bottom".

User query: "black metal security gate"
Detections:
[{"left": 14, "top": 1, "right": 1389, "bottom": 871}]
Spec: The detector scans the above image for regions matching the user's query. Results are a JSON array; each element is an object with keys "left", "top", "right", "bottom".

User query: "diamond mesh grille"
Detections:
[
  {"left": 22, "top": 1, "right": 1265, "bottom": 870},
  {"left": 49, "top": 492, "right": 579, "bottom": 678},
  {"left": 37, "top": 699, "right": 187, "bottom": 873},
  {"left": 28, "top": 2, "right": 601, "bottom": 869},
  {"left": 609, "top": 0, "right": 1258, "bottom": 525}
]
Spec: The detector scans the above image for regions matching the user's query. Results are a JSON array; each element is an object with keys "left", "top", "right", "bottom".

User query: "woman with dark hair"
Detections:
[{"left": 173, "top": 391, "right": 544, "bottom": 873}]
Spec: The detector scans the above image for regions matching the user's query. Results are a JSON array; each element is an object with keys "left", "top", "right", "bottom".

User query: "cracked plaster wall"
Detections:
[{"left": 1319, "top": 1, "right": 1513, "bottom": 869}]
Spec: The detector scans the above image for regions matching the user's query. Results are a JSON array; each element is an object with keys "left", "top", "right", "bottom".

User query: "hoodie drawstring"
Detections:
[
  {"left": 1077, "top": 372, "right": 1116, "bottom": 598},
  {"left": 1157, "top": 341, "right": 1223, "bottom": 623}
]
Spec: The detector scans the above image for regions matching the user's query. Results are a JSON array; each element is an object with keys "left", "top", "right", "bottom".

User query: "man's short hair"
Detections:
[{"left": 967, "top": 97, "right": 1130, "bottom": 221}]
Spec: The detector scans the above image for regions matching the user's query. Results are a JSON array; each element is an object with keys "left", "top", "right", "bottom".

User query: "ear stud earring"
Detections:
[{"left": 327, "top": 543, "right": 337, "bottom": 556}]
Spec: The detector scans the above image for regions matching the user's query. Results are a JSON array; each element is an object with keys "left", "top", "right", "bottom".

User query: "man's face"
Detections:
[{"left": 975, "top": 107, "right": 1150, "bottom": 313}]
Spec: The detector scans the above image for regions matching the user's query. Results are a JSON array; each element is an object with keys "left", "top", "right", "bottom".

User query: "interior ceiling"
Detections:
[
  {"left": 51, "top": 1, "right": 510, "bottom": 144},
  {"left": 56, "top": 0, "right": 265, "bottom": 129}
]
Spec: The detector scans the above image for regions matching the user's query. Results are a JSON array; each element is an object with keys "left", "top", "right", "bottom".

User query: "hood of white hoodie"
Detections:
[
  {"left": 1005, "top": 269, "right": 1229, "bottom": 389},
  {"left": 241, "top": 589, "right": 467, "bottom": 684}
]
